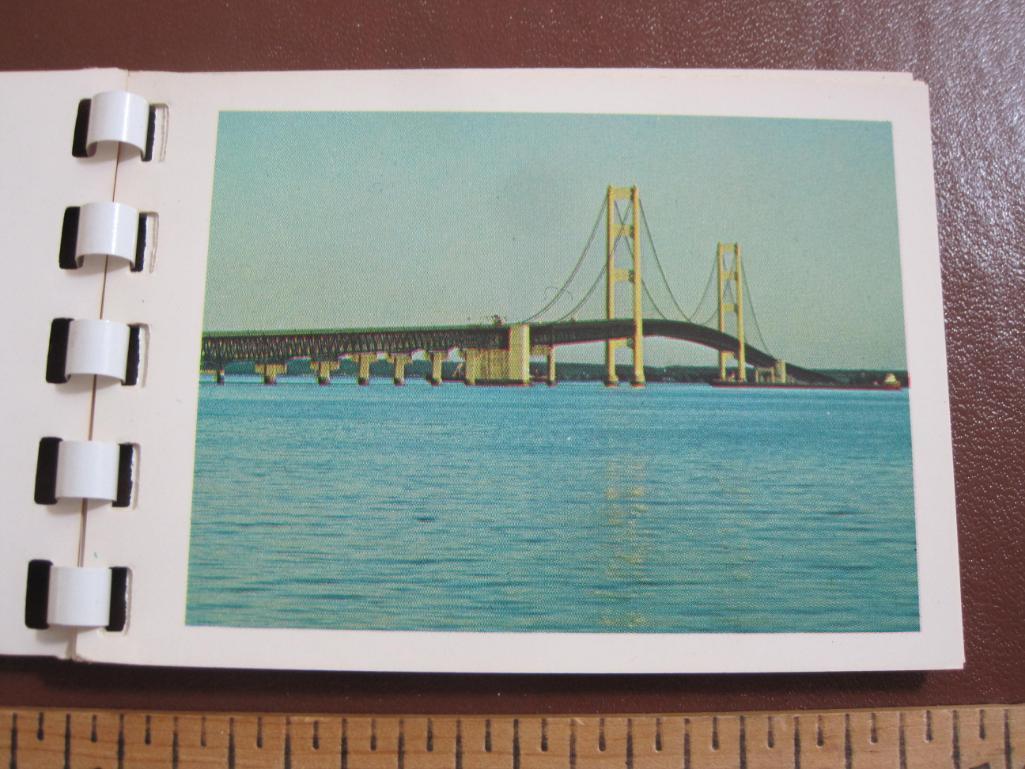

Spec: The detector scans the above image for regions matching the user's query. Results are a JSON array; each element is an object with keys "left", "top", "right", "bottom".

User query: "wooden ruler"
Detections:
[{"left": 3, "top": 706, "right": 1023, "bottom": 769}]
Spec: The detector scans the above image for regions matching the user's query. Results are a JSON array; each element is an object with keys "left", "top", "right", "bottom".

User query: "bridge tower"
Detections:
[
  {"left": 716, "top": 242, "right": 747, "bottom": 382},
  {"left": 605, "top": 185, "right": 644, "bottom": 387}
]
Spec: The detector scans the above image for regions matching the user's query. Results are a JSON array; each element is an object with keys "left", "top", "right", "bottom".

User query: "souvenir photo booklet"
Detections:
[{"left": 0, "top": 68, "right": 962, "bottom": 672}]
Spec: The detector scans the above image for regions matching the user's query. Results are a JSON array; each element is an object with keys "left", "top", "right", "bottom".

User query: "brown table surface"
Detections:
[{"left": 1, "top": 1, "right": 1022, "bottom": 714}]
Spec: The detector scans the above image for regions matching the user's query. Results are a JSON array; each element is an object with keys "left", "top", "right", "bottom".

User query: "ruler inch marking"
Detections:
[
  {"left": 341, "top": 718, "right": 348, "bottom": 769},
  {"left": 905, "top": 708, "right": 957, "bottom": 769},
  {"left": 18, "top": 708, "right": 67, "bottom": 769},
  {"left": 61, "top": 713, "right": 69, "bottom": 769},
  {"left": 587, "top": 717, "right": 630, "bottom": 769},
  {"left": 958, "top": 707, "right": 1009, "bottom": 769},
  {"left": 687, "top": 715, "right": 742, "bottom": 769},
  {"left": 1003, "top": 708, "right": 1011, "bottom": 769},
  {"left": 460, "top": 718, "right": 512, "bottom": 769},
  {"left": 286, "top": 716, "right": 340, "bottom": 769},
  {"left": 683, "top": 718, "right": 690, "bottom": 769},
  {"left": 843, "top": 713, "right": 851, "bottom": 769},
  {"left": 1007, "top": 705, "right": 1025, "bottom": 769},
  {"left": 7, "top": 713, "right": 16, "bottom": 769},
  {"left": 511, "top": 719, "right": 519, "bottom": 769},
  {"left": 4, "top": 707, "right": 1025, "bottom": 769},
  {"left": 396, "top": 718, "right": 404, "bottom": 769},
  {"left": 954, "top": 709, "right": 961, "bottom": 769},
  {"left": 284, "top": 716, "right": 292, "bottom": 769},
  {"left": 794, "top": 716, "right": 801, "bottom": 769},
  {"left": 347, "top": 718, "right": 396, "bottom": 769},
  {"left": 117, "top": 713, "right": 125, "bottom": 769},
  {"left": 900, "top": 711, "right": 908, "bottom": 769},
  {"left": 174, "top": 714, "right": 228, "bottom": 769},
  {"left": 630, "top": 715, "right": 683, "bottom": 769},
  {"left": 516, "top": 716, "right": 569, "bottom": 769},
  {"left": 400, "top": 717, "right": 454, "bottom": 769},
  {"left": 569, "top": 718, "right": 576, "bottom": 769},
  {"left": 798, "top": 712, "right": 848, "bottom": 769},
  {"left": 738, "top": 715, "right": 747, "bottom": 769}
]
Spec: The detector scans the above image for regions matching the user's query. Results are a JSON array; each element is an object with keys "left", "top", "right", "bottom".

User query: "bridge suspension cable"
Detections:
[
  {"left": 638, "top": 201, "right": 695, "bottom": 322},
  {"left": 697, "top": 303, "right": 720, "bottom": 328},
  {"left": 552, "top": 200, "right": 633, "bottom": 323},
  {"left": 741, "top": 262, "right": 774, "bottom": 356},
  {"left": 520, "top": 198, "right": 607, "bottom": 323},
  {"left": 640, "top": 278, "right": 670, "bottom": 320},
  {"left": 555, "top": 264, "right": 606, "bottom": 322},
  {"left": 688, "top": 259, "right": 718, "bottom": 325}
]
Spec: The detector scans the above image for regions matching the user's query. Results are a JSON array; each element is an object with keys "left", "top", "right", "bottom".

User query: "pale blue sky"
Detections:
[{"left": 203, "top": 111, "right": 906, "bottom": 369}]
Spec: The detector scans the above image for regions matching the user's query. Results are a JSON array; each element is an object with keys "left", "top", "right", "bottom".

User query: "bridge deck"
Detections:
[{"left": 201, "top": 318, "right": 835, "bottom": 384}]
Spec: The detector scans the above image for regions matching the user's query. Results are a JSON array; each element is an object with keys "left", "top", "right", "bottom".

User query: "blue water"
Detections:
[{"left": 185, "top": 380, "right": 919, "bottom": 633}]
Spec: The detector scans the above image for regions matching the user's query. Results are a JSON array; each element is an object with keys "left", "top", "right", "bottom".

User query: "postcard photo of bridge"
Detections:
[{"left": 185, "top": 107, "right": 923, "bottom": 645}]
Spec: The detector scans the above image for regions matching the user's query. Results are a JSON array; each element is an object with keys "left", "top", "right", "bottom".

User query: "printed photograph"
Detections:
[{"left": 186, "top": 110, "right": 918, "bottom": 634}]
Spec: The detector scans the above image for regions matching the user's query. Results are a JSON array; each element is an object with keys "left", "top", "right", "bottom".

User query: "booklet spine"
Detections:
[{"left": 26, "top": 90, "right": 157, "bottom": 636}]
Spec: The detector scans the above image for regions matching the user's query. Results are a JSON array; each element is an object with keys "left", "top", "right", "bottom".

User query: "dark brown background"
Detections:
[{"left": 1, "top": 0, "right": 1022, "bottom": 714}]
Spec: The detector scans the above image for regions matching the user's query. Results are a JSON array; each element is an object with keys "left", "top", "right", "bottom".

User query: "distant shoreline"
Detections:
[{"left": 206, "top": 359, "right": 908, "bottom": 387}]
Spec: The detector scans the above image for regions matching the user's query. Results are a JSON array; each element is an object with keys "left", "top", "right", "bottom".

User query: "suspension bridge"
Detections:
[{"left": 200, "top": 186, "right": 836, "bottom": 387}]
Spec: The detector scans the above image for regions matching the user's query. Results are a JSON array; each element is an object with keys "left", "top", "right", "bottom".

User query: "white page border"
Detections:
[{"left": 79, "top": 69, "right": 962, "bottom": 672}]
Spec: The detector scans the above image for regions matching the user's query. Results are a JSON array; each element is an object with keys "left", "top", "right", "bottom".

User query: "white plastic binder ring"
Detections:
[
  {"left": 55, "top": 440, "right": 120, "bottom": 502},
  {"left": 85, "top": 90, "right": 150, "bottom": 156},
  {"left": 64, "top": 319, "right": 132, "bottom": 382},
  {"left": 75, "top": 201, "right": 139, "bottom": 267},
  {"left": 46, "top": 566, "right": 112, "bottom": 628}
]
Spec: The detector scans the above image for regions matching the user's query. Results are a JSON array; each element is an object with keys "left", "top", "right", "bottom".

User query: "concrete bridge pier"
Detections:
[
  {"left": 428, "top": 351, "right": 447, "bottom": 386},
  {"left": 355, "top": 354, "right": 375, "bottom": 386},
  {"left": 532, "top": 345, "right": 556, "bottom": 386},
  {"left": 505, "top": 324, "right": 530, "bottom": 386},
  {"left": 462, "top": 349, "right": 480, "bottom": 386},
  {"left": 754, "top": 359, "right": 789, "bottom": 384},
  {"left": 463, "top": 324, "right": 531, "bottom": 386},
  {"left": 255, "top": 363, "right": 287, "bottom": 385},
  {"left": 201, "top": 367, "right": 226, "bottom": 385},
  {"left": 774, "top": 359, "right": 788, "bottom": 383},
  {"left": 389, "top": 353, "right": 412, "bottom": 385},
  {"left": 311, "top": 360, "right": 340, "bottom": 385}
]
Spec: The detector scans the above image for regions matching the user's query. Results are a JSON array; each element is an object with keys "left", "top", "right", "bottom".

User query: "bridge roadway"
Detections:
[{"left": 201, "top": 318, "right": 835, "bottom": 384}]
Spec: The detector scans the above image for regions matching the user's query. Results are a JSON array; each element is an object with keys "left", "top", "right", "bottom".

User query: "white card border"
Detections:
[{"left": 77, "top": 69, "right": 962, "bottom": 672}]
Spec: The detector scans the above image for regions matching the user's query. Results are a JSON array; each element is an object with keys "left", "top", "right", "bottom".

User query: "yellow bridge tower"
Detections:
[
  {"left": 716, "top": 241, "right": 747, "bottom": 382},
  {"left": 605, "top": 185, "right": 645, "bottom": 387}
]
